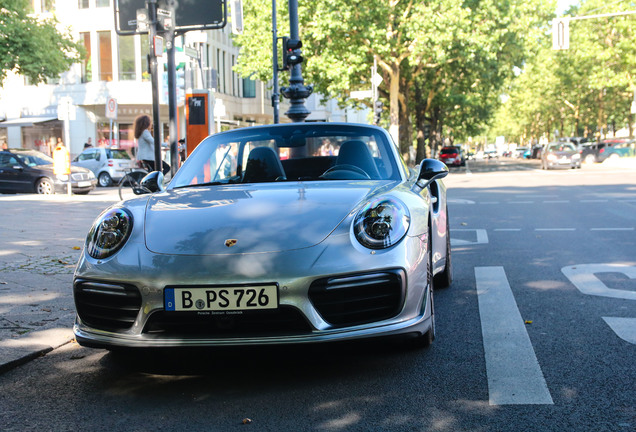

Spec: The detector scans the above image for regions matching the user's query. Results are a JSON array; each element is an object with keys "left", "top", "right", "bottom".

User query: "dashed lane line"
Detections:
[{"left": 475, "top": 267, "right": 554, "bottom": 405}]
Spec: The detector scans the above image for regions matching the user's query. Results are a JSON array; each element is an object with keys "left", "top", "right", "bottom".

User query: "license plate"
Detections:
[
  {"left": 164, "top": 285, "right": 278, "bottom": 312},
  {"left": 78, "top": 181, "right": 91, "bottom": 187}
]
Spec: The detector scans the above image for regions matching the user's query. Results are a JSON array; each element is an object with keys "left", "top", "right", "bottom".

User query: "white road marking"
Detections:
[
  {"left": 543, "top": 200, "right": 570, "bottom": 203},
  {"left": 562, "top": 264, "right": 636, "bottom": 301},
  {"left": 451, "top": 229, "right": 489, "bottom": 246},
  {"left": 602, "top": 317, "right": 636, "bottom": 345},
  {"left": 590, "top": 228, "right": 634, "bottom": 231},
  {"left": 448, "top": 198, "right": 476, "bottom": 204},
  {"left": 475, "top": 267, "right": 553, "bottom": 405},
  {"left": 581, "top": 199, "right": 608, "bottom": 203},
  {"left": 494, "top": 228, "right": 521, "bottom": 232},
  {"left": 535, "top": 228, "right": 576, "bottom": 231}
]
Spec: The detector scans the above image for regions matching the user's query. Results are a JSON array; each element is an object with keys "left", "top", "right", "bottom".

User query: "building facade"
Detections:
[{"left": 0, "top": 0, "right": 367, "bottom": 158}]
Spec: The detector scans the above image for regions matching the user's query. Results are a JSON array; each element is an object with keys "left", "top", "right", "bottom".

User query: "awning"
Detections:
[{"left": 0, "top": 116, "right": 59, "bottom": 127}]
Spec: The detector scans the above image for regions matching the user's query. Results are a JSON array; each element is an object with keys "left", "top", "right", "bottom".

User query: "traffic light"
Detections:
[
  {"left": 282, "top": 37, "right": 303, "bottom": 70},
  {"left": 374, "top": 100, "right": 383, "bottom": 124}
]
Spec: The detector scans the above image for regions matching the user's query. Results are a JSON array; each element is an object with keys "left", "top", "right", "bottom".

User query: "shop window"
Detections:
[
  {"left": 96, "top": 0, "right": 110, "bottom": 7},
  {"left": 118, "top": 35, "right": 135, "bottom": 81},
  {"left": 98, "top": 31, "right": 113, "bottom": 82},
  {"left": 78, "top": 0, "right": 89, "bottom": 8},
  {"left": 80, "top": 32, "right": 92, "bottom": 83}
]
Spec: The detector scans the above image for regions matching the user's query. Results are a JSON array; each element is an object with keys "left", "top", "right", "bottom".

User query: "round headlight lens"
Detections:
[
  {"left": 353, "top": 198, "right": 410, "bottom": 249},
  {"left": 86, "top": 208, "right": 133, "bottom": 259}
]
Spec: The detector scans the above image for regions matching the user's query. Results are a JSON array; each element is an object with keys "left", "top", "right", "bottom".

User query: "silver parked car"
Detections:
[
  {"left": 73, "top": 123, "right": 451, "bottom": 350},
  {"left": 72, "top": 147, "right": 135, "bottom": 187},
  {"left": 541, "top": 142, "right": 582, "bottom": 170}
]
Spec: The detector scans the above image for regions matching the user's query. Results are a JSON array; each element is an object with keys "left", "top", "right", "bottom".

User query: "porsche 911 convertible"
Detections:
[{"left": 73, "top": 123, "right": 451, "bottom": 349}]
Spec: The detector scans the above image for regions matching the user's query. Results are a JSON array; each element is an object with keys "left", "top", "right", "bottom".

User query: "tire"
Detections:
[
  {"left": 584, "top": 154, "right": 595, "bottom": 164},
  {"left": 35, "top": 177, "right": 54, "bottom": 195},
  {"left": 434, "top": 208, "right": 453, "bottom": 289},
  {"left": 98, "top": 172, "right": 112, "bottom": 187}
]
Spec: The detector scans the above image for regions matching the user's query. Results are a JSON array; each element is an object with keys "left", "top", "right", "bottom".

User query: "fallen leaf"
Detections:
[
  {"left": 461, "top": 222, "right": 468, "bottom": 226},
  {"left": 242, "top": 418, "right": 253, "bottom": 425},
  {"left": 41, "top": 308, "right": 52, "bottom": 312},
  {"left": 72, "top": 246, "right": 81, "bottom": 250},
  {"left": 524, "top": 320, "right": 533, "bottom": 325}
]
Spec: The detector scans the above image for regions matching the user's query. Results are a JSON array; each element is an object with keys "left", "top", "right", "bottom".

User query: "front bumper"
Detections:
[{"left": 73, "top": 233, "right": 433, "bottom": 348}]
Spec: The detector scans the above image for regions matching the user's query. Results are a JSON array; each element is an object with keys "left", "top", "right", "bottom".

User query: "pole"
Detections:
[
  {"left": 148, "top": 0, "right": 162, "bottom": 172},
  {"left": 64, "top": 115, "right": 71, "bottom": 195},
  {"left": 272, "top": 0, "right": 279, "bottom": 123},
  {"left": 167, "top": 28, "right": 178, "bottom": 175},
  {"left": 281, "top": 0, "right": 312, "bottom": 122}
]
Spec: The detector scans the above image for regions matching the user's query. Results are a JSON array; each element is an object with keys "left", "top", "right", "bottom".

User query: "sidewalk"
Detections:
[{"left": 0, "top": 189, "right": 121, "bottom": 373}]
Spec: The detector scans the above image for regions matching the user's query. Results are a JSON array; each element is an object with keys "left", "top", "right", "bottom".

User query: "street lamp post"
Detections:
[{"left": 281, "top": 0, "right": 312, "bottom": 122}]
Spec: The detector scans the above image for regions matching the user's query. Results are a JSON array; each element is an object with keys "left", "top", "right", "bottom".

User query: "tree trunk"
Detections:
[{"left": 389, "top": 62, "right": 400, "bottom": 146}]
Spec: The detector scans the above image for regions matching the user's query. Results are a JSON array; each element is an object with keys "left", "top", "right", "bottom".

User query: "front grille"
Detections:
[
  {"left": 71, "top": 172, "right": 92, "bottom": 181},
  {"left": 74, "top": 279, "right": 142, "bottom": 331},
  {"left": 309, "top": 269, "right": 405, "bottom": 327},
  {"left": 143, "top": 306, "right": 312, "bottom": 337}
]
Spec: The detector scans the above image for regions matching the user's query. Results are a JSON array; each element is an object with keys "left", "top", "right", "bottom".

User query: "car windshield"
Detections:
[
  {"left": 440, "top": 148, "right": 458, "bottom": 155},
  {"left": 14, "top": 151, "right": 53, "bottom": 166},
  {"left": 170, "top": 124, "right": 404, "bottom": 188},
  {"left": 106, "top": 149, "right": 131, "bottom": 160},
  {"left": 548, "top": 143, "right": 575, "bottom": 152}
]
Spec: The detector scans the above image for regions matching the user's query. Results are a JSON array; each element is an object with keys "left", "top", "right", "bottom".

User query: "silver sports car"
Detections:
[{"left": 73, "top": 123, "right": 451, "bottom": 349}]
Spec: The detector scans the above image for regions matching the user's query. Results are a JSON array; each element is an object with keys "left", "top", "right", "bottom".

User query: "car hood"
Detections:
[{"left": 144, "top": 182, "right": 393, "bottom": 255}]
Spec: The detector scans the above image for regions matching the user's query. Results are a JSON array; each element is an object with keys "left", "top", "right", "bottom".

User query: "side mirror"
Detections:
[
  {"left": 413, "top": 159, "right": 449, "bottom": 191},
  {"left": 135, "top": 171, "right": 165, "bottom": 195}
]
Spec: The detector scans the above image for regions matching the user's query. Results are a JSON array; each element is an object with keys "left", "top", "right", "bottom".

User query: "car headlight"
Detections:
[
  {"left": 86, "top": 208, "right": 133, "bottom": 259},
  {"left": 353, "top": 198, "right": 410, "bottom": 249},
  {"left": 547, "top": 154, "right": 557, "bottom": 161}
]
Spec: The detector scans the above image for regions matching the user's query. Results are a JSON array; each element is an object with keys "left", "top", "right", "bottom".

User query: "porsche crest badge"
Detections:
[{"left": 224, "top": 239, "right": 238, "bottom": 247}]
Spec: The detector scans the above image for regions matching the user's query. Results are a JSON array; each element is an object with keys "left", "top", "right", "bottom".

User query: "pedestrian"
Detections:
[
  {"left": 84, "top": 137, "right": 93, "bottom": 149},
  {"left": 134, "top": 114, "right": 170, "bottom": 174}
]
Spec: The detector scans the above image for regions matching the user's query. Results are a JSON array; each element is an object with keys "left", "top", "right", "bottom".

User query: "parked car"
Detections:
[
  {"left": 438, "top": 146, "right": 465, "bottom": 166},
  {"left": 72, "top": 147, "right": 135, "bottom": 187},
  {"left": 73, "top": 123, "right": 452, "bottom": 350},
  {"left": 595, "top": 138, "right": 635, "bottom": 163},
  {"left": 0, "top": 149, "right": 96, "bottom": 194},
  {"left": 580, "top": 142, "right": 599, "bottom": 164},
  {"left": 541, "top": 142, "right": 582, "bottom": 170},
  {"left": 514, "top": 147, "right": 528, "bottom": 158}
]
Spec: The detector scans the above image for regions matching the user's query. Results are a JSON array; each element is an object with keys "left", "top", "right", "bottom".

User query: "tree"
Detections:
[
  {"left": 234, "top": 0, "right": 551, "bottom": 160},
  {"left": 0, "top": 0, "right": 82, "bottom": 85}
]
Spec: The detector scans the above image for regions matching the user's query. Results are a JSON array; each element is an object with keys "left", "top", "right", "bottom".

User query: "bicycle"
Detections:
[{"left": 118, "top": 161, "right": 150, "bottom": 201}]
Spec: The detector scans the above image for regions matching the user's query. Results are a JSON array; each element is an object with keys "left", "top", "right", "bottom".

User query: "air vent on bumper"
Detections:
[
  {"left": 73, "top": 279, "right": 142, "bottom": 331},
  {"left": 308, "top": 269, "right": 405, "bottom": 327}
]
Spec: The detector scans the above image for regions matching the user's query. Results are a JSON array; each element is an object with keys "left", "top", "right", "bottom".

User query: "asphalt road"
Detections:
[{"left": 0, "top": 159, "right": 634, "bottom": 432}]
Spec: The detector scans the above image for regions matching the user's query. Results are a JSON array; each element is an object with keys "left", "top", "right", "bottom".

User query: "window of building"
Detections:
[
  {"left": 98, "top": 31, "right": 113, "bottom": 81},
  {"left": 140, "top": 35, "right": 150, "bottom": 81},
  {"left": 243, "top": 78, "right": 256, "bottom": 98},
  {"left": 118, "top": 35, "right": 135, "bottom": 81},
  {"left": 78, "top": 0, "right": 89, "bottom": 8},
  {"left": 96, "top": 0, "right": 110, "bottom": 7},
  {"left": 80, "top": 32, "right": 92, "bottom": 83}
]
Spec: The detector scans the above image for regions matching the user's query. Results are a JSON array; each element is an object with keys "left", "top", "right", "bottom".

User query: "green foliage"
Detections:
[
  {"left": 0, "top": 0, "right": 82, "bottom": 84},
  {"left": 492, "top": 0, "right": 636, "bottom": 142}
]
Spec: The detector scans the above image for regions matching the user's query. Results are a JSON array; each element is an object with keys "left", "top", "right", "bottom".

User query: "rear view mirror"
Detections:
[{"left": 414, "top": 159, "right": 449, "bottom": 191}]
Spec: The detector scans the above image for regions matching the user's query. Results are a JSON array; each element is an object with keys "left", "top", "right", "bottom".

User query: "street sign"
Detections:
[
  {"left": 371, "top": 73, "right": 383, "bottom": 87},
  {"left": 106, "top": 97, "right": 118, "bottom": 120},
  {"left": 115, "top": 0, "right": 227, "bottom": 35},
  {"left": 57, "top": 97, "right": 76, "bottom": 121},
  {"left": 351, "top": 90, "right": 373, "bottom": 99},
  {"left": 185, "top": 46, "right": 198, "bottom": 59},
  {"left": 552, "top": 18, "right": 570, "bottom": 50}
]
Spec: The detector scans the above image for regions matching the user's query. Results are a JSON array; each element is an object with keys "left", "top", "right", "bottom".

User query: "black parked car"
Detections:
[
  {"left": 581, "top": 138, "right": 635, "bottom": 163},
  {"left": 0, "top": 149, "right": 96, "bottom": 194}
]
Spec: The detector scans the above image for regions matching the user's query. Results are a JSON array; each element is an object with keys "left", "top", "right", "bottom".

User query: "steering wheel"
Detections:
[{"left": 320, "top": 164, "right": 371, "bottom": 180}]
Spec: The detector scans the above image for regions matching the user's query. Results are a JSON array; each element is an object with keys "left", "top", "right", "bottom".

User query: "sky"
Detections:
[{"left": 556, "top": 0, "right": 580, "bottom": 15}]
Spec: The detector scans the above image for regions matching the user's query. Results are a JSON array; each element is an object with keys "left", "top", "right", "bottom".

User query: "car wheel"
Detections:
[
  {"left": 584, "top": 154, "right": 595, "bottom": 164},
  {"left": 434, "top": 208, "right": 453, "bottom": 289},
  {"left": 35, "top": 177, "right": 54, "bottom": 195},
  {"left": 608, "top": 153, "right": 619, "bottom": 161},
  {"left": 98, "top": 172, "right": 112, "bottom": 187}
]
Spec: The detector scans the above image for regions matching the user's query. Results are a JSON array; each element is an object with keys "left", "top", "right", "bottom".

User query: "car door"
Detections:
[
  {"left": 0, "top": 153, "right": 34, "bottom": 192},
  {"left": 73, "top": 149, "right": 101, "bottom": 176}
]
